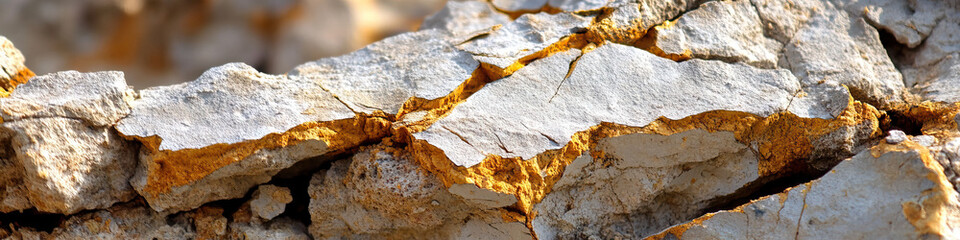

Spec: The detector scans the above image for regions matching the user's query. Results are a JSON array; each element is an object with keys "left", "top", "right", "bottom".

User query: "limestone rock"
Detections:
[
  {"left": 649, "top": 143, "right": 960, "bottom": 239},
  {"left": 415, "top": 43, "right": 800, "bottom": 167},
  {"left": 832, "top": 0, "right": 952, "bottom": 48},
  {"left": 1, "top": 71, "right": 134, "bottom": 126},
  {"left": 533, "top": 129, "right": 759, "bottom": 239},
  {"left": 770, "top": 2, "right": 906, "bottom": 108},
  {"left": 228, "top": 217, "right": 310, "bottom": 240},
  {"left": 0, "top": 71, "right": 136, "bottom": 214},
  {"left": 115, "top": 63, "right": 382, "bottom": 212},
  {"left": 290, "top": 29, "right": 479, "bottom": 115},
  {"left": 651, "top": 0, "right": 780, "bottom": 68},
  {"left": 308, "top": 145, "right": 522, "bottom": 238},
  {"left": 0, "top": 36, "right": 32, "bottom": 97},
  {"left": 898, "top": 15, "right": 960, "bottom": 102},
  {"left": 250, "top": 185, "right": 293, "bottom": 220},
  {"left": 548, "top": 0, "right": 611, "bottom": 12},
  {"left": 420, "top": 1, "right": 512, "bottom": 40},
  {"left": 10, "top": 203, "right": 195, "bottom": 239},
  {"left": 458, "top": 12, "right": 591, "bottom": 75}
]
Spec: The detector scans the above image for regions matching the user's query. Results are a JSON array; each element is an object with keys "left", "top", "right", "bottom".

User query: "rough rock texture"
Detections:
[
  {"left": 115, "top": 63, "right": 386, "bottom": 212},
  {"left": 290, "top": 29, "right": 479, "bottom": 115},
  {"left": 0, "top": 71, "right": 136, "bottom": 214},
  {"left": 250, "top": 185, "right": 292, "bottom": 220},
  {"left": 4, "top": 0, "right": 960, "bottom": 239},
  {"left": 650, "top": 142, "right": 960, "bottom": 239},
  {"left": 307, "top": 145, "right": 529, "bottom": 239}
]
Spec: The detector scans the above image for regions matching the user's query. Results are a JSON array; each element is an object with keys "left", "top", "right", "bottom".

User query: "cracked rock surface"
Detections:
[{"left": 3, "top": 0, "right": 960, "bottom": 239}]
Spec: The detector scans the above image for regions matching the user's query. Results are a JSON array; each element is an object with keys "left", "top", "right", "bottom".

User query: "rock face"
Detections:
[
  {"left": 649, "top": 142, "right": 960, "bottom": 239},
  {"left": 0, "top": 71, "right": 136, "bottom": 214},
  {"left": 4, "top": 0, "right": 960, "bottom": 239}
]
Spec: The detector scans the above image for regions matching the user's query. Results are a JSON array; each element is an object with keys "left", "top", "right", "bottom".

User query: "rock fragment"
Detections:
[
  {"left": 420, "top": 1, "right": 512, "bottom": 40},
  {"left": 647, "top": 0, "right": 780, "bottom": 67},
  {"left": 415, "top": 44, "right": 799, "bottom": 168},
  {"left": 492, "top": 0, "right": 548, "bottom": 12},
  {"left": 0, "top": 36, "right": 33, "bottom": 97},
  {"left": 116, "top": 63, "right": 388, "bottom": 212},
  {"left": 308, "top": 145, "right": 524, "bottom": 238},
  {"left": 649, "top": 143, "right": 960, "bottom": 239},
  {"left": 0, "top": 71, "right": 137, "bottom": 214},
  {"left": 250, "top": 185, "right": 293, "bottom": 220},
  {"left": 290, "top": 29, "right": 479, "bottom": 115},
  {"left": 886, "top": 130, "right": 907, "bottom": 143},
  {"left": 458, "top": 12, "right": 592, "bottom": 77}
]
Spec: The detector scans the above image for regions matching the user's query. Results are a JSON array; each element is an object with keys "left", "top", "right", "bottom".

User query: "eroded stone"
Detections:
[
  {"left": 290, "top": 30, "right": 479, "bottom": 115},
  {"left": 649, "top": 143, "right": 960, "bottom": 239},
  {"left": 458, "top": 12, "right": 591, "bottom": 75},
  {"left": 420, "top": 1, "right": 512, "bottom": 40},
  {"left": 0, "top": 36, "right": 33, "bottom": 97},
  {"left": 250, "top": 184, "right": 292, "bottom": 220}
]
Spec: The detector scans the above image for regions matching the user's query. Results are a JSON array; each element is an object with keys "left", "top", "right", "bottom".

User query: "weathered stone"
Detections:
[
  {"left": 769, "top": 2, "right": 906, "bottom": 108},
  {"left": 0, "top": 71, "right": 136, "bottom": 214},
  {"left": 900, "top": 16, "right": 960, "bottom": 102},
  {"left": 250, "top": 184, "right": 292, "bottom": 220},
  {"left": 290, "top": 29, "right": 479, "bottom": 115},
  {"left": 1, "top": 71, "right": 134, "bottom": 126},
  {"left": 115, "top": 63, "right": 385, "bottom": 212},
  {"left": 308, "top": 145, "right": 520, "bottom": 238},
  {"left": 532, "top": 129, "right": 758, "bottom": 239},
  {"left": 832, "top": 0, "right": 952, "bottom": 48},
  {"left": 458, "top": 12, "right": 591, "bottom": 75},
  {"left": 0, "top": 36, "right": 33, "bottom": 97},
  {"left": 886, "top": 130, "right": 908, "bottom": 143},
  {"left": 649, "top": 143, "right": 960, "bottom": 239},
  {"left": 415, "top": 43, "right": 800, "bottom": 167},
  {"left": 651, "top": 0, "right": 780, "bottom": 68},
  {"left": 420, "top": 1, "right": 512, "bottom": 40}
]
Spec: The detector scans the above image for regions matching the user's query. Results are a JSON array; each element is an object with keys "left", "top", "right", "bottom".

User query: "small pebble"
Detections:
[{"left": 885, "top": 130, "right": 907, "bottom": 144}]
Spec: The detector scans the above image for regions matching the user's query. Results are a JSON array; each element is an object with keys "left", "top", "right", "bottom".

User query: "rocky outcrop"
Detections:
[{"left": 3, "top": 0, "right": 960, "bottom": 239}]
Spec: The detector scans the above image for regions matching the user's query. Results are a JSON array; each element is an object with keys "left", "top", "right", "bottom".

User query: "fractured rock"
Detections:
[
  {"left": 492, "top": 0, "right": 548, "bottom": 12},
  {"left": 0, "top": 71, "right": 136, "bottom": 214},
  {"left": 832, "top": 0, "right": 952, "bottom": 48},
  {"left": 420, "top": 1, "right": 512, "bottom": 40},
  {"left": 415, "top": 43, "right": 800, "bottom": 168},
  {"left": 308, "top": 145, "right": 523, "bottom": 238},
  {"left": 250, "top": 184, "right": 293, "bottom": 220},
  {"left": 773, "top": 2, "right": 906, "bottom": 108},
  {"left": 649, "top": 142, "right": 960, "bottom": 239},
  {"left": 532, "top": 129, "right": 759, "bottom": 239},
  {"left": 290, "top": 29, "right": 479, "bottom": 115},
  {"left": 458, "top": 12, "right": 592, "bottom": 76},
  {"left": 116, "top": 63, "right": 387, "bottom": 212},
  {"left": 649, "top": 0, "right": 780, "bottom": 67}
]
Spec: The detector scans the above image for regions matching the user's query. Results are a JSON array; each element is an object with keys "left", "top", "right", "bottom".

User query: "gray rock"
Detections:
[
  {"left": 420, "top": 1, "right": 512, "bottom": 40},
  {"left": 250, "top": 185, "right": 292, "bottom": 220},
  {"left": 308, "top": 145, "right": 508, "bottom": 238},
  {"left": 787, "top": 83, "right": 852, "bottom": 119},
  {"left": 533, "top": 129, "right": 759, "bottom": 239},
  {"left": 459, "top": 12, "right": 591, "bottom": 73},
  {"left": 228, "top": 217, "right": 310, "bottom": 240},
  {"left": 653, "top": 0, "right": 781, "bottom": 68},
  {"left": 782, "top": 8, "right": 905, "bottom": 108},
  {"left": 0, "top": 70, "right": 136, "bottom": 214},
  {"left": 290, "top": 30, "right": 479, "bottom": 115},
  {"left": 1, "top": 71, "right": 133, "bottom": 126},
  {"left": 650, "top": 146, "right": 960, "bottom": 239},
  {"left": 118, "top": 63, "right": 352, "bottom": 151},
  {"left": 116, "top": 63, "right": 356, "bottom": 212},
  {"left": 750, "top": 0, "right": 829, "bottom": 43},
  {"left": 913, "top": 135, "right": 937, "bottom": 147},
  {"left": 832, "top": 0, "right": 951, "bottom": 48},
  {"left": 886, "top": 130, "right": 908, "bottom": 144},
  {"left": 901, "top": 16, "right": 960, "bottom": 102},
  {"left": 415, "top": 44, "right": 800, "bottom": 167}
]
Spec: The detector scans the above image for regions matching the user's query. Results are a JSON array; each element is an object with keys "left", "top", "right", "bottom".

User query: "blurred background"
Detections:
[{"left": 0, "top": 0, "right": 447, "bottom": 88}]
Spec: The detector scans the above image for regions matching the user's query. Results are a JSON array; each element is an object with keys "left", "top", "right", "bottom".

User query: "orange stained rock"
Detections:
[
  {"left": 402, "top": 92, "right": 882, "bottom": 227},
  {"left": 633, "top": 20, "right": 693, "bottom": 61},
  {"left": 0, "top": 68, "right": 35, "bottom": 98},
  {"left": 128, "top": 116, "right": 391, "bottom": 197}
]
